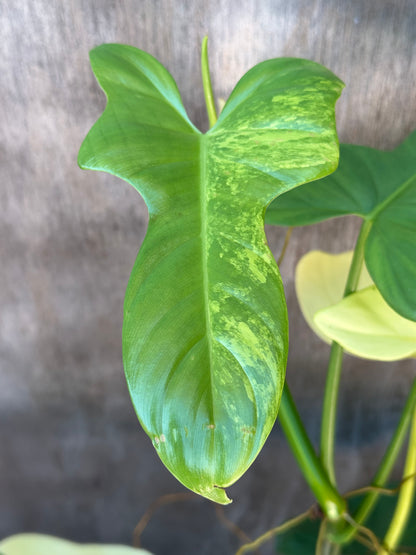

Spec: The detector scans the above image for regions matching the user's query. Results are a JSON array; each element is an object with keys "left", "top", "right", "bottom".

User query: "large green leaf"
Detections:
[
  {"left": 266, "top": 131, "right": 416, "bottom": 321},
  {"left": 275, "top": 494, "right": 416, "bottom": 554},
  {"left": 78, "top": 44, "right": 343, "bottom": 503},
  {"left": 0, "top": 534, "right": 151, "bottom": 555}
]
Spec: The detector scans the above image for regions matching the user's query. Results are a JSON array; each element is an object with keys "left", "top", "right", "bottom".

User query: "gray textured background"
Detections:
[{"left": 1, "top": 1, "right": 415, "bottom": 554}]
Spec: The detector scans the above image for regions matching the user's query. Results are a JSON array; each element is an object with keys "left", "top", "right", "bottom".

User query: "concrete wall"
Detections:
[{"left": 1, "top": 1, "right": 415, "bottom": 553}]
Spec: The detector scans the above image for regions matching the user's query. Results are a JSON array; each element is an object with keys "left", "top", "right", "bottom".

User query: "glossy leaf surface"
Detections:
[
  {"left": 266, "top": 131, "right": 416, "bottom": 321},
  {"left": 315, "top": 286, "right": 416, "bottom": 361},
  {"left": 295, "top": 250, "right": 372, "bottom": 343},
  {"left": 0, "top": 534, "right": 151, "bottom": 555},
  {"left": 78, "top": 44, "right": 343, "bottom": 503}
]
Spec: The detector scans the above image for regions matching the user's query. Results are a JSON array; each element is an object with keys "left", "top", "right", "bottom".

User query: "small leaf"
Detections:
[
  {"left": 79, "top": 44, "right": 343, "bottom": 502},
  {"left": 315, "top": 286, "right": 416, "bottom": 361},
  {"left": 295, "top": 250, "right": 372, "bottom": 343},
  {"left": 266, "top": 131, "right": 416, "bottom": 321},
  {"left": 0, "top": 534, "right": 151, "bottom": 555},
  {"left": 296, "top": 250, "right": 416, "bottom": 360}
]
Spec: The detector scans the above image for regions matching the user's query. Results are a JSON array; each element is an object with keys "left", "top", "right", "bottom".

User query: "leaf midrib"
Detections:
[
  {"left": 366, "top": 173, "right": 416, "bottom": 221},
  {"left": 200, "top": 135, "right": 215, "bottom": 425}
]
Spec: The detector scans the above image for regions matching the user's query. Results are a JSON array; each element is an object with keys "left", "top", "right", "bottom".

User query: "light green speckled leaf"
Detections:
[
  {"left": 78, "top": 44, "right": 343, "bottom": 503},
  {"left": 0, "top": 534, "right": 151, "bottom": 555},
  {"left": 315, "top": 286, "right": 416, "bottom": 361}
]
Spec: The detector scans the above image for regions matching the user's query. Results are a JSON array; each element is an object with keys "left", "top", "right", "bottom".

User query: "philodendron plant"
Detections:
[{"left": 74, "top": 38, "right": 416, "bottom": 555}]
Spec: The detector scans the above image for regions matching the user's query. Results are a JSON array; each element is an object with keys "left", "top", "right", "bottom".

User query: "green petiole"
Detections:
[
  {"left": 336, "top": 378, "right": 416, "bottom": 544},
  {"left": 279, "top": 384, "right": 346, "bottom": 522},
  {"left": 201, "top": 36, "right": 218, "bottom": 128},
  {"left": 380, "top": 401, "right": 416, "bottom": 553},
  {"left": 320, "top": 219, "right": 373, "bottom": 486}
]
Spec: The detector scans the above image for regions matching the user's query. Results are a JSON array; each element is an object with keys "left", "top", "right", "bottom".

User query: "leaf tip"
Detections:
[{"left": 202, "top": 485, "right": 232, "bottom": 505}]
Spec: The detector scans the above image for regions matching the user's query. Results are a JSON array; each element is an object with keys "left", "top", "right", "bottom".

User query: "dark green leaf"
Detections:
[
  {"left": 266, "top": 131, "right": 416, "bottom": 321},
  {"left": 78, "top": 44, "right": 343, "bottom": 503}
]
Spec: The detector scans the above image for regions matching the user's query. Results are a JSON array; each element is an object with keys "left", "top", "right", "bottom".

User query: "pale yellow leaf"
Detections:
[
  {"left": 295, "top": 250, "right": 372, "bottom": 343},
  {"left": 314, "top": 286, "right": 416, "bottom": 361},
  {"left": 0, "top": 534, "right": 153, "bottom": 555}
]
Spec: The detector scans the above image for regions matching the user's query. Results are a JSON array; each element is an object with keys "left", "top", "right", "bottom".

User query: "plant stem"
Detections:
[
  {"left": 235, "top": 506, "right": 312, "bottom": 555},
  {"left": 201, "top": 36, "right": 218, "bottom": 128},
  {"left": 320, "top": 343, "right": 344, "bottom": 487},
  {"left": 316, "top": 518, "right": 346, "bottom": 555},
  {"left": 317, "top": 535, "right": 341, "bottom": 555},
  {"left": 320, "top": 539, "right": 341, "bottom": 555},
  {"left": 336, "top": 378, "right": 416, "bottom": 544},
  {"left": 320, "top": 219, "right": 373, "bottom": 486},
  {"left": 379, "top": 403, "right": 416, "bottom": 554},
  {"left": 342, "top": 220, "right": 372, "bottom": 297},
  {"left": 279, "top": 384, "right": 346, "bottom": 521},
  {"left": 277, "top": 227, "right": 293, "bottom": 266}
]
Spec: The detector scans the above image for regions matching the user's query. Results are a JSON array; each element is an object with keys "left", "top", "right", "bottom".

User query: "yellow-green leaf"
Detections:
[
  {"left": 314, "top": 286, "right": 416, "bottom": 361},
  {"left": 295, "top": 250, "right": 416, "bottom": 360},
  {"left": 295, "top": 250, "right": 372, "bottom": 343},
  {"left": 0, "top": 534, "right": 152, "bottom": 555}
]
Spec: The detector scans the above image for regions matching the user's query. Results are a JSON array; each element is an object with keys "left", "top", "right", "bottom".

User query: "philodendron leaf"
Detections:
[
  {"left": 266, "top": 131, "right": 416, "bottom": 321},
  {"left": 296, "top": 250, "right": 416, "bottom": 360},
  {"left": 0, "top": 534, "right": 151, "bottom": 555},
  {"left": 315, "top": 286, "right": 416, "bottom": 361},
  {"left": 78, "top": 44, "right": 343, "bottom": 503},
  {"left": 295, "top": 250, "right": 372, "bottom": 343}
]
